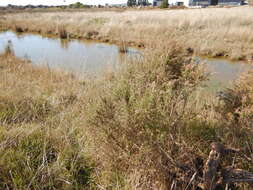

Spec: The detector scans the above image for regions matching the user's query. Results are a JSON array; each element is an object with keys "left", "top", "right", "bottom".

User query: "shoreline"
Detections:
[
  {"left": 1, "top": 7, "right": 253, "bottom": 62},
  {"left": 1, "top": 28, "right": 253, "bottom": 64}
]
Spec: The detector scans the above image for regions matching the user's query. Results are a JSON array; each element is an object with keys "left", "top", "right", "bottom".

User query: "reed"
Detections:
[
  {"left": 4, "top": 40, "right": 14, "bottom": 55},
  {"left": 58, "top": 25, "right": 68, "bottom": 39},
  {"left": 1, "top": 7, "right": 253, "bottom": 61},
  {"left": 118, "top": 40, "right": 128, "bottom": 53}
]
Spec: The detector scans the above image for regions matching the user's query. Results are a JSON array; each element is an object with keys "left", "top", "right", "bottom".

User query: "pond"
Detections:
[
  {"left": 0, "top": 31, "right": 252, "bottom": 91},
  {"left": 199, "top": 58, "right": 252, "bottom": 93},
  {"left": 0, "top": 31, "right": 141, "bottom": 74}
]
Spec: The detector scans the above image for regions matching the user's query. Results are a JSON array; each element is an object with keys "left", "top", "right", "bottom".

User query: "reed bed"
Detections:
[{"left": 1, "top": 6, "right": 253, "bottom": 61}]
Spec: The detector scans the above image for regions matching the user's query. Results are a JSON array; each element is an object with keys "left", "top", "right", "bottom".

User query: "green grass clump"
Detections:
[
  {"left": 183, "top": 121, "right": 217, "bottom": 143},
  {"left": 0, "top": 96, "right": 53, "bottom": 124},
  {"left": 0, "top": 127, "right": 94, "bottom": 190}
]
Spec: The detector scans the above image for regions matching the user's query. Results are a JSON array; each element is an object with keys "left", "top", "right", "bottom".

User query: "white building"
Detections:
[
  {"left": 153, "top": 0, "right": 192, "bottom": 7},
  {"left": 153, "top": 0, "right": 242, "bottom": 7},
  {"left": 153, "top": 0, "right": 163, "bottom": 6}
]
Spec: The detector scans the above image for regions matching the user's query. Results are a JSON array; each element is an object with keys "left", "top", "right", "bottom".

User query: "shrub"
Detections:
[
  {"left": 89, "top": 46, "right": 209, "bottom": 189},
  {"left": 217, "top": 71, "right": 253, "bottom": 128},
  {"left": 160, "top": 0, "right": 168, "bottom": 8},
  {"left": 215, "top": 71, "right": 253, "bottom": 178}
]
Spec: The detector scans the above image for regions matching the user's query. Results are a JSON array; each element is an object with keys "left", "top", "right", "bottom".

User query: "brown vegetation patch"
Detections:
[
  {"left": 1, "top": 7, "right": 253, "bottom": 60},
  {"left": 0, "top": 42, "right": 252, "bottom": 189},
  {"left": 0, "top": 96, "right": 53, "bottom": 124}
]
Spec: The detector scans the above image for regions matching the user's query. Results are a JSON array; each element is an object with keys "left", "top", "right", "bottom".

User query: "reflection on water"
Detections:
[
  {"left": 0, "top": 31, "right": 141, "bottom": 73},
  {"left": 201, "top": 58, "right": 253, "bottom": 92},
  {"left": 0, "top": 31, "right": 252, "bottom": 90},
  {"left": 60, "top": 39, "right": 70, "bottom": 49},
  {"left": 196, "top": 58, "right": 253, "bottom": 95}
]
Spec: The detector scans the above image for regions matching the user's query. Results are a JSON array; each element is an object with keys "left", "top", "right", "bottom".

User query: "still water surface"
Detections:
[
  {"left": 0, "top": 31, "right": 140, "bottom": 73},
  {"left": 199, "top": 58, "right": 252, "bottom": 92},
  {"left": 0, "top": 31, "right": 252, "bottom": 91}
]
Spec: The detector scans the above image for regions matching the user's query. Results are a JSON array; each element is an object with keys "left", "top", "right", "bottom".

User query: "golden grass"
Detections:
[
  {"left": 0, "top": 54, "right": 97, "bottom": 189},
  {"left": 0, "top": 45, "right": 252, "bottom": 189},
  {"left": 1, "top": 7, "right": 253, "bottom": 61}
]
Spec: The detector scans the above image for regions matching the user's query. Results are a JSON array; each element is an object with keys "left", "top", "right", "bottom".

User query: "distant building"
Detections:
[
  {"left": 153, "top": 0, "right": 163, "bottom": 6},
  {"left": 112, "top": 3, "right": 127, "bottom": 7},
  {"left": 217, "top": 0, "right": 242, "bottom": 5},
  {"left": 152, "top": 0, "right": 242, "bottom": 6}
]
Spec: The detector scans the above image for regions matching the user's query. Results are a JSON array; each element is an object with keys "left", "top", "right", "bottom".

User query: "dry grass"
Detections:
[
  {"left": 86, "top": 46, "right": 253, "bottom": 189},
  {"left": 0, "top": 42, "right": 252, "bottom": 189},
  {"left": 0, "top": 53, "right": 96, "bottom": 189},
  {"left": 1, "top": 7, "right": 253, "bottom": 61}
]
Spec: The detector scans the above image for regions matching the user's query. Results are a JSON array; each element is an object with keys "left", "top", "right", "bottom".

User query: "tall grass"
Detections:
[
  {"left": 58, "top": 25, "right": 68, "bottom": 39},
  {"left": 0, "top": 53, "right": 95, "bottom": 189},
  {"left": 0, "top": 44, "right": 252, "bottom": 189},
  {"left": 85, "top": 46, "right": 253, "bottom": 189},
  {"left": 1, "top": 7, "right": 253, "bottom": 61},
  {"left": 88, "top": 46, "right": 211, "bottom": 189}
]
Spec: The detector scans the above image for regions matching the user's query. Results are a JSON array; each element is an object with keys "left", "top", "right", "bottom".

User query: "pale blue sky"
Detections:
[{"left": 0, "top": 0, "right": 128, "bottom": 6}]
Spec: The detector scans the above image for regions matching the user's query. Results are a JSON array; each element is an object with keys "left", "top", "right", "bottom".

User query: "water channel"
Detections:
[{"left": 0, "top": 31, "right": 252, "bottom": 92}]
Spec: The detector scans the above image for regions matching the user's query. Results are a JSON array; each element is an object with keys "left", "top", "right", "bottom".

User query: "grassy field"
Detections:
[
  {"left": 0, "top": 6, "right": 253, "bottom": 190},
  {"left": 0, "top": 38, "right": 253, "bottom": 189},
  {"left": 1, "top": 6, "right": 253, "bottom": 61}
]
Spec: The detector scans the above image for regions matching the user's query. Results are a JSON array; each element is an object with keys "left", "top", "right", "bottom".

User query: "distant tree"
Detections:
[
  {"left": 127, "top": 0, "right": 137, "bottom": 6},
  {"left": 160, "top": 0, "right": 168, "bottom": 8},
  {"left": 137, "top": 0, "right": 149, "bottom": 6},
  {"left": 69, "top": 2, "right": 85, "bottom": 8}
]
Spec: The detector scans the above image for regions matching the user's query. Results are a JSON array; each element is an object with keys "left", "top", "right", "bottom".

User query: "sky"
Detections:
[{"left": 0, "top": 0, "right": 128, "bottom": 6}]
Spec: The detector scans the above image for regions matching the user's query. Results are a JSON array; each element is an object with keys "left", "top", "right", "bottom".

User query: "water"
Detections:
[
  {"left": 0, "top": 31, "right": 252, "bottom": 90},
  {"left": 201, "top": 58, "right": 252, "bottom": 92},
  {"left": 0, "top": 31, "right": 141, "bottom": 74}
]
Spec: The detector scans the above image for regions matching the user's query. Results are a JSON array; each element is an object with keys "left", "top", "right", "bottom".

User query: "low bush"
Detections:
[
  {"left": 88, "top": 46, "right": 211, "bottom": 189},
  {"left": 87, "top": 45, "right": 253, "bottom": 189},
  {"left": 216, "top": 71, "right": 253, "bottom": 171}
]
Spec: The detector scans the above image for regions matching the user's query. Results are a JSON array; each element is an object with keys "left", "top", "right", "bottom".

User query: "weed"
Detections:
[
  {"left": 4, "top": 40, "right": 14, "bottom": 55},
  {"left": 14, "top": 25, "right": 24, "bottom": 33},
  {"left": 89, "top": 46, "right": 208, "bottom": 189},
  {"left": 118, "top": 41, "right": 128, "bottom": 53},
  {"left": 58, "top": 25, "right": 68, "bottom": 39}
]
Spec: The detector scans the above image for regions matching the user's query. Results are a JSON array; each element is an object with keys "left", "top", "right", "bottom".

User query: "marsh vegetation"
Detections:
[
  {"left": 1, "top": 7, "right": 253, "bottom": 61},
  {"left": 0, "top": 6, "right": 252, "bottom": 190}
]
